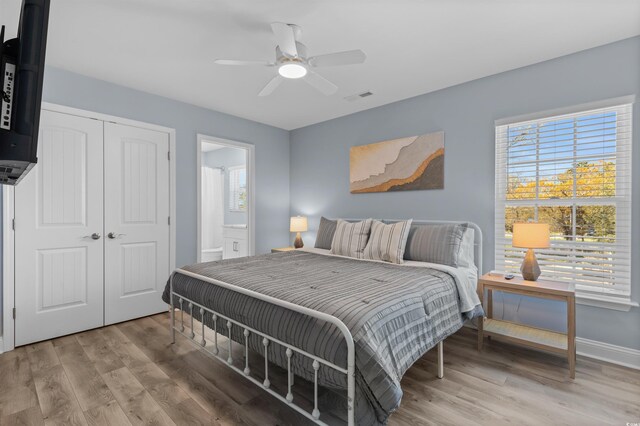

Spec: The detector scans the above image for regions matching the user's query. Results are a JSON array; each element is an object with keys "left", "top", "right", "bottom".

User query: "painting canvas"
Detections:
[{"left": 350, "top": 131, "right": 444, "bottom": 193}]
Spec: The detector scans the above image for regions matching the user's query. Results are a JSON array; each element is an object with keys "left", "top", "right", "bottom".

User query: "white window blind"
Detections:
[
  {"left": 495, "top": 102, "right": 632, "bottom": 300},
  {"left": 228, "top": 166, "right": 247, "bottom": 211}
]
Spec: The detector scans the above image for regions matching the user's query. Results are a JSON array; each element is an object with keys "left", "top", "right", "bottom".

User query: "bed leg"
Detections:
[
  {"left": 437, "top": 341, "right": 444, "bottom": 379},
  {"left": 169, "top": 274, "right": 176, "bottom": 344}
]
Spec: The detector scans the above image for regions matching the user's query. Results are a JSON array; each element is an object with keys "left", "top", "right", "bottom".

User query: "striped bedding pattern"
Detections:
[{"left": 162, "top": 251, "right": 480, "bottom": 425}]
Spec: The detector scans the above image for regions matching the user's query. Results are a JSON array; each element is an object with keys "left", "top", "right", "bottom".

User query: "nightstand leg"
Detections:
[
  {"left": 477, "top": 282, "right": 484, "bottom": 351},
  {"left": 477, "top": 316, "right": 484, "bottom": 351},
  {"left": 568, "top": 295, "right": 576, "bottom": 379},
  {"left": 487, "top": 289, "right": 493, "bottom": 319}
]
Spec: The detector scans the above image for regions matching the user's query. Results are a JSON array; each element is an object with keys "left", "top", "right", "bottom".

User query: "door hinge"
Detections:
[
  {"left": 168, "top": 216, "right": 170, "bottom": 225},
  {"left": 167, "top": 151, "right": 170, "bottom": 161},
  {"left": 12, "top": 307, "right": 15, "bottom": 320},
  {"left": 11, "top": 218, "right": 15, "bottom": 230}
]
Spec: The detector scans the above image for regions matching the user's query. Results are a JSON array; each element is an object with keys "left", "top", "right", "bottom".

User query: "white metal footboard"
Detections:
[{"left": 169, "top": 268, "right": 356, "bottom": 426}]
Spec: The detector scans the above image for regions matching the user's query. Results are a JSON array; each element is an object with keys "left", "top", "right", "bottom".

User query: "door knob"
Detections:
[
  {"left": 83, "top": 233, "right": 101, "bottom": 240},
  {"left": 107, "top": 232, "right": 126, "bottom": 239}
]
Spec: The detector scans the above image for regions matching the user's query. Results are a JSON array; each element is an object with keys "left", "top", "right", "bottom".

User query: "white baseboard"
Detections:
[
  {"left": 0, "top": 337, "right": 3, "bottom": 355},
  {"left": 464, "top": 322, "right": 640, "bottom": 370},
  {"left": 576, "top": 337, "right": 640, "bottom": 370}
]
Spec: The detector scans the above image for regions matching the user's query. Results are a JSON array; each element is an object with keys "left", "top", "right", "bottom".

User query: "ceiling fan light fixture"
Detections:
[{"left": 278, "top": 63, "right": 307, "bottom": 79}]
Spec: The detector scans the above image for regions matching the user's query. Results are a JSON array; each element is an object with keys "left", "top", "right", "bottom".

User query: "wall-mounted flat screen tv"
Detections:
[{"left": 0, "top": 0, "right": 50, "bottom": 185}]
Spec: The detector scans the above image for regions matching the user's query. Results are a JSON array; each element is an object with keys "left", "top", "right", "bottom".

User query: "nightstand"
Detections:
[
  {"left": 271, "top": 247, "right": 296, "bottom": 253},
  {"left": 477, "top": 273, "right": 576, "bottom": 378}
]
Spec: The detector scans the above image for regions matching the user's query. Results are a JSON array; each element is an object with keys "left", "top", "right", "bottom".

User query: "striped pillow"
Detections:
[
  {"left": 404, "top": 223, "right": 468, "bottom": 266},
  {"left": 363, "top": 219, "right": 413, "bottom": 264},
  {"left": 314, "top": 217, "right": 337, "bottom": 250},
  {"left": 330, "top": 219, "right": 373, "bottom": 259}
]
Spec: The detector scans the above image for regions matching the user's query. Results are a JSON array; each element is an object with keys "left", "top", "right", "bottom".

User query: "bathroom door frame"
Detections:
[{"left": 196, "top": 134, "right": 255, "bottom": 262}]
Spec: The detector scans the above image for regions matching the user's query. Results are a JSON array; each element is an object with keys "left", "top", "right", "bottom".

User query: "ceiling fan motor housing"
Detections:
[{"left": 276, "top": 42, "right": 308, "bottom": 64}]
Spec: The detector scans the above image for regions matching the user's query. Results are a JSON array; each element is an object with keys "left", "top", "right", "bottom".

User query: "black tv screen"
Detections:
[{"left": 0, "top": 0, "right": 50, "bottom": 185}]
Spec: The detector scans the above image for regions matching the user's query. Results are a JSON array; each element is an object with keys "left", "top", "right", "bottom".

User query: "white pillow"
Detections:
[
  {"left": 457, "top": 227, "right": 475, "bottom": 269},
  {"left": 330, "top": 219, "right": 373, "bottom": 259},
  {"left": 362, "top": 219, "right": 413, "bottom": 264}
]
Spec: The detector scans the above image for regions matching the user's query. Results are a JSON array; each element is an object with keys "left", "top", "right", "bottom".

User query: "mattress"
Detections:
[{"left": 162, "top": 250, "right": 482, "bottom": 425}]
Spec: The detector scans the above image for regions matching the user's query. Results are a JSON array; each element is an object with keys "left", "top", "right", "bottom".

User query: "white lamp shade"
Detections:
[
  {"left": 512, "top": 223, "right": 550, "bottom": 249},
  {"left": 290, "top": 216, "right": 308, "bottom": 233}
]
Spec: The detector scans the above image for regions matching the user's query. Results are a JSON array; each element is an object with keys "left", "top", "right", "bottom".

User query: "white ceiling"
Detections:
[{"left": 2, "top": 0, "right": 639, "bottom": 130}]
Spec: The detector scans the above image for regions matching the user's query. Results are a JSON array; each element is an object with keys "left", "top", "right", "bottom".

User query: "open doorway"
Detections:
[{"left": 197, "top": 135, "right": 255, "bottom": 262}]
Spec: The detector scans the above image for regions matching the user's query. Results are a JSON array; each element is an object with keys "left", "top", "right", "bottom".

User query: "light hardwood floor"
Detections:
[{"left": 0, "top": 313, "right": 638, "bottom": 426}]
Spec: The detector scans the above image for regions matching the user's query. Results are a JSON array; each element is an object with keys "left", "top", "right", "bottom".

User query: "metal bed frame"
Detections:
[{"left": 169, "top": 220, "right": 482, "bottom": 425}]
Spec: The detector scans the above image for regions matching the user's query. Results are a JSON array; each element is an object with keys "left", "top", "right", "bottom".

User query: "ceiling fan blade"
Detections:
[
  {"left": 214, "top": 59, "right": 275, "bottom": 66},
  {"left": 270, "top": 22, "right": 298, "bottom": 58},
  {"left": 309, "top": 50, "right": 366, "bottom": 67},
  {"left": 304, "top": 71, "right": 338, "bottom": 95},
  {"left": 258, "top": 75, "right": 284, "bottom": 97}
]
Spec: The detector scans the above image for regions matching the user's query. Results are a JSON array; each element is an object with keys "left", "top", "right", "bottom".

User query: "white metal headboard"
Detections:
[{"left": 339, "top": 218, "right": 483, "bottom": 274}]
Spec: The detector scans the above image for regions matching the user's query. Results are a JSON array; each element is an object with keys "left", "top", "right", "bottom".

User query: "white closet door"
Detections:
[
  {"left": 15, "top": 110, "right": 105, "bottom": 346},
  {"left": 104, "top": 122, "right": 170, "bottom": 325}
]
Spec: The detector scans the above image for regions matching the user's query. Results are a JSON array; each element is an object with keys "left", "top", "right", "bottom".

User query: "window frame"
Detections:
[{"left": 494, "top": 97, "right": 634, "bottom": 306}]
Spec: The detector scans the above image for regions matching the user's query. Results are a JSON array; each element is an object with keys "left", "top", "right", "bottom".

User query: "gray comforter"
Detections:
[{"left": 162, "top": 251, "right": 482, "bottom": 425}]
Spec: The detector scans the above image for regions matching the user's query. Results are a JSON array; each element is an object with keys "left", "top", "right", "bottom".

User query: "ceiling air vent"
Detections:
[{"left": 344, "top": 91, "right": 373, "bottom": 102}]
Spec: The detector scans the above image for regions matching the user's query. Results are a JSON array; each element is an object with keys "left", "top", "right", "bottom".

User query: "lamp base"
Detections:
[
  {"left": 521, "top": 248, "right": 541, "bottom": 281},
  {"left": 294, "top": 232, "right": 304, "bottom": 249}
]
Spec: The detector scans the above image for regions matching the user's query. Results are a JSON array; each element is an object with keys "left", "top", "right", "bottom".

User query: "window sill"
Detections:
[{"left": 576, "top": 293, "right": 639, "bottom": 312}]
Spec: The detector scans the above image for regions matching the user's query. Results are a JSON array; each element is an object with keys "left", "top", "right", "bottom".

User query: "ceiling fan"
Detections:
[{"left": 214, "top": 22, "right": 366, "bottom": 97}]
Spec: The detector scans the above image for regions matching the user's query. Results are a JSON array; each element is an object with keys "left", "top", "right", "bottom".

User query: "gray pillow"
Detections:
[
  {"left": 314, "top": 216, "right": 337, "bottom": 249},
  {"left": 404, "top": 223, "right": 468, "bottom": 267}
]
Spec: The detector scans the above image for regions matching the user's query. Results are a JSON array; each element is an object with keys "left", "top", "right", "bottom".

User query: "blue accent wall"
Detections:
[{"left": 289, "top": 37, "right": 640, "bottom": 349}]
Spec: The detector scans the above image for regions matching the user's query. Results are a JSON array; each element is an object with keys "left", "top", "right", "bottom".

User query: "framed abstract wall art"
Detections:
[{"left": 350, "top": 131, "right": 444, "bottom": 193}]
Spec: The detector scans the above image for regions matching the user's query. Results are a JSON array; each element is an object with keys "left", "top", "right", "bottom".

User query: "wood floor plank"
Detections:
[
  {"left": 98, "top": 326, "right": 152, "bottom": 369},
  {"left": 54, "top": 341, "right": 115, "bottom": 411},
  {"left": 0, "top": 406, "right": 44, "bottom": 426},
  {"left": 157, "top": 397, "right": 214, "bottom": 426},
  {"left": 177, "top": 350, "right": 262, "bottom": 405},
  {"left": 0, "top": 348, "right": 40, "bottom": 418},
  {"left": 0, "top": 347, "right": 35, "bottom": 389},
  {"left": 26, "top": 342, "right": 60, "bottom": 377},
  {"left": 50, "top": 334, "right": 79, "bottom": 348},
  {"left": 32, "top": 364, "right": 87, "bottom": 426},
  {"left": 83, "top": 400, "right": 132, "bottom": 426},
  {"left": 101, "top": 367, "right": 175, "bottom": 426},
  {"left": 127, "top": 360, "right": 214, "bottom": 425},
  {"left": 156, "top": 356, "right": 252, "bottom": 426},
  {"left": 75, "top": 329, "right": 125, "bottom": 374},
  {"left": 117, "top": 317, "right": 195, "bottom": 364}
]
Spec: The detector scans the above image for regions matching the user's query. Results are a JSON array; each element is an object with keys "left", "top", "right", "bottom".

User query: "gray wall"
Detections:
[
  {"left": 0, "top": 66, "right": 291, "bottom": 335},
  {"left": 203, "top": 147, "right": 247, "bottom": 226},
  {"left": 290, "top": 36, "right": 640, "bottom": 350}
]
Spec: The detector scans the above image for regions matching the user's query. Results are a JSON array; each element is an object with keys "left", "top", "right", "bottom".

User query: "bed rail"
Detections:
[{"left": 169, "top": 268, "right": 356, "bottom": 426}]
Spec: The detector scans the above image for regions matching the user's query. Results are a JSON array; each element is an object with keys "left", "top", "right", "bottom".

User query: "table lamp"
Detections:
[
  {"left": 512, "top": 222, "right": 550, "bottom": 281},
  {"left": 290, "top": 216, "right": 308, "bottom": 249}
]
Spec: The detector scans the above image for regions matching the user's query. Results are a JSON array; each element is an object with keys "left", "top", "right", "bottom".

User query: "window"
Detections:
[
  {"left": 228, "top": 166, "right": 247, "bottom": 211},
  {"left": 495, "top": 102, "right": 632, "bottom": 301}
]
